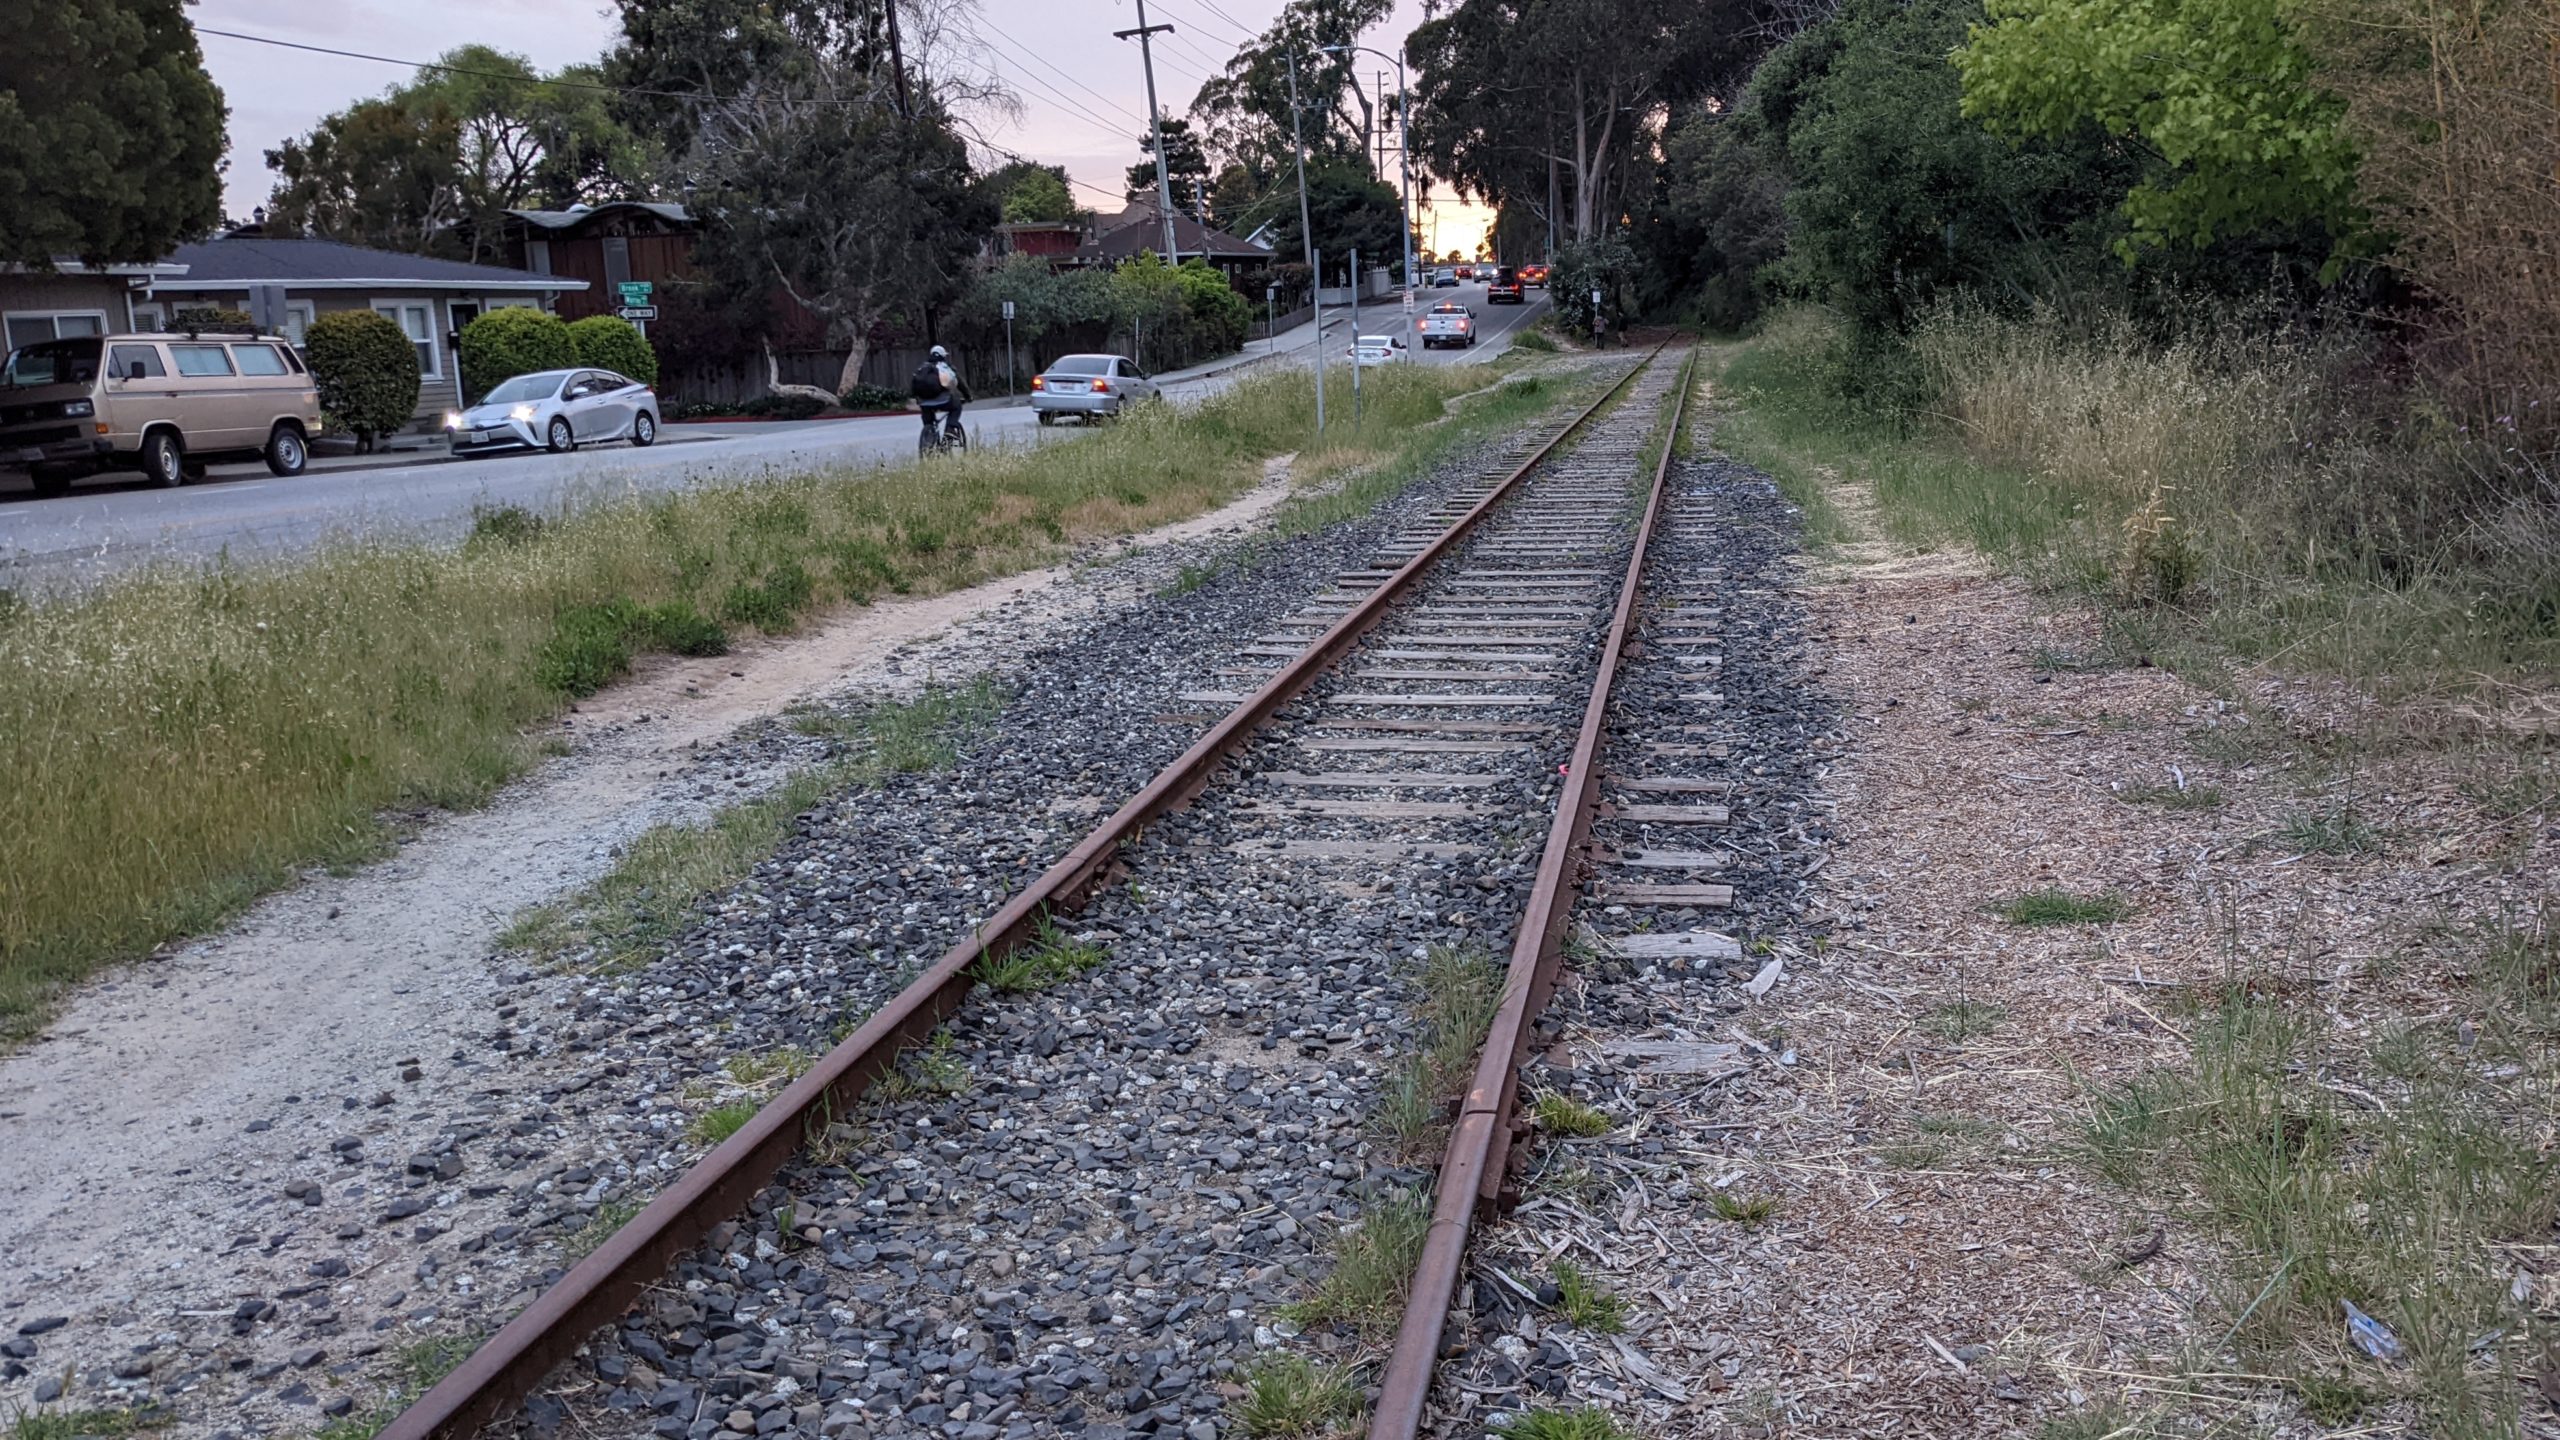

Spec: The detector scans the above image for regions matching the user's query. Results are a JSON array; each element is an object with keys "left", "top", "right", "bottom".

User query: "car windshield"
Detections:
[
  {"left": 1047, "top": 356, "right": 1111, "bottom": 376},
  {"left": 3, "top": 337, "right": 102, "bottom": 388},
  {"left": 482, "top": 373, "right": 566, "bottom": 404},
  {"left": 1359, "top": 336, "right": 1396, "bottom": 347}
]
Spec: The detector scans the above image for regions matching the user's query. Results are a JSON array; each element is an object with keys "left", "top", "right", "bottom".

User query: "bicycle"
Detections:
[{"left": 918, "top": 409, "right": 968, "bottom": 458}]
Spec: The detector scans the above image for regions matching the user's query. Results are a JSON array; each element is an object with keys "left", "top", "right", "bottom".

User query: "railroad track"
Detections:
[{"left": 382, "top": 344, "right": 1707, "bottom": 1440}]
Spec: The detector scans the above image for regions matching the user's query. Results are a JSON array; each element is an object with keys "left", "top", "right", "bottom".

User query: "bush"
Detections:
[
  {"left": 170, "top": 306, "right": 253, "bottom": 334},
  {"left": 457, "top": 308, "right": 576, "bottom": 396},
  {"left": 302, "top": 309, "right": 421, "bottom": 443},
  {"left": 838, "top": 383, "right": 911, "bottom": 412},
  {"left": 738, "top": 392, "right": 830, "bottom": 420},
  {"left": 565, "top": 315, "right": 659, "bottom": 384}
]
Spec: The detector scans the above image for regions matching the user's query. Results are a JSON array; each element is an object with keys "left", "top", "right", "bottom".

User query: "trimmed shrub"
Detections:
[
  {"left": 170, "top": 306, "right": 254, "bottom": 334},
  {"left": 303, "top": 309, "right": 421, "bottom": 443},
  {"left": 457, "top": 308, "right": 576, "bottom": 396},
  {"left": 838, "top": 383, "right": 911, "bottom": 412},
  {"left": 565, "top": 315, "right": 659, "bottom": 384}
]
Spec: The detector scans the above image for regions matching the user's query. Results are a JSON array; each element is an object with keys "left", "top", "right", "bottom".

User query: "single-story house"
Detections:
[
  {"left": 996, "top": 221, "right": 1088, "bottom": 266},
  {"left": 149, "top": 232, "right": 588, "bottom": 427},
  {"left": 3, "top": 261, "right": 190, "bottom": 351},
  {"left": 500, "top": 202, "right": 696, "bottom": 322},
  {"left": 1072, "top": 204, "right": 1272, "bottom": 278}
]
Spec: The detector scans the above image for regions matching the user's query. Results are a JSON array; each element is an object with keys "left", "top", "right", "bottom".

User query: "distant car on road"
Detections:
[
  {"left": 1031, "top": 354, "right": 1160, "bottom": 423},
  {"left": 1348, "top": 334, "right": 1409, "bottom": 366},
  {"left": 446, "top": 368, "right": 659, "bottom": 456},
  {"left": 1487, "top": 267, "right": 1526, "bottom": 304},
  {"left": 1454, "top": 264, "right": 1475, "bottom": 281},
  {"left": 1431, "top": 268, "right": 1459, "bottom": 288},
  {"left": 1521, "top": 263, "right": 1551, "bottom": 286},
  {"left": 1419, "top": 303, "right": 1477, "bottom": 349}
]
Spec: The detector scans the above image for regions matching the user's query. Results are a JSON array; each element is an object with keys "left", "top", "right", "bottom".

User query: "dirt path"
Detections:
[{"left": 0, "top": 462, "right": 1300, "bottom": 1398}]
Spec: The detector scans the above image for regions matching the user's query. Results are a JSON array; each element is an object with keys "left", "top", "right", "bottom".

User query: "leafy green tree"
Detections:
[
  {"left": 1645, "top": 110, "right": 1790, "bottom": 329},
  {"left": 0, "top": 0, "right": 226, "bottom": 267},
  {"left": 265, "top": 45, "right": 652, "bottom": 263},
  {"left": 998, "top": 166, "right": 1077, "bottom": 224},
  {"left": 457, "top": 307, "right": 576, "bottom": 393},
  {"left": 1955, "top": 0, "right": 2362, "bottom": 257},
  {"left": 1265, "top": 162, "right": 1405, "bottom": 279},
  {"left": 566, "top": 315, "right": 659, "bottom": 384},
  {"left": 304, "top": 310, "right": 421, "bottom": 446},
  {"left": 1188, "top": 0, "right": 1394, "bottom": 177}
]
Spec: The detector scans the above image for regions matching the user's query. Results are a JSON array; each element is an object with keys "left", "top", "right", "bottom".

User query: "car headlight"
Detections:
[
  {"left": 442, "top": 412, "right": 464, "bottom": 430},
  {"left": 509, "top": 405, "right": 536, "bottom": 422},
  {"left": 62, "top": 399, "right": 94, "bottom": 418}
]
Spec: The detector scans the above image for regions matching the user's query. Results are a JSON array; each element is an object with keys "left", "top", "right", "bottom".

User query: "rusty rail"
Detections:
[
  {"left": 1368, "top": 343, "right": 1697, "bottom": 1440},
  {"left": 378, "top": 350, "right": 1664, "bottom": 1440}
]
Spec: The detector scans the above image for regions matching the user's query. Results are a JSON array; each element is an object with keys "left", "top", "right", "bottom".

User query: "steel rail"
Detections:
[
  {"left": 378, "top": 348, "right": 1666, "bottom": 1440},
  {"left": 1368, "top": 343, "right": 1698, "bottom": 1440}
]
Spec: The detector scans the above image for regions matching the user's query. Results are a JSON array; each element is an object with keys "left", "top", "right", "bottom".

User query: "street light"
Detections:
[{"left": 1317, "top": 42, "right": 1416, "bottom": 344}]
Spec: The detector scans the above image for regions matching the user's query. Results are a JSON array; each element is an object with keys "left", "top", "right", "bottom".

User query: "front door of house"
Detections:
[{"left": 449, "top": 302, "right": 482, "bottom": 396}]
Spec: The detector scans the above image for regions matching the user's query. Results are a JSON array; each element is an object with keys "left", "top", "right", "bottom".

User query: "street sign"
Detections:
[
  {"left": 1401, "top": 291, "right": 1414, "bottom": 313},
  {"left": 617, "top": 281, "right": 654, "bottom": 306},
  {"left": 616, "top": 305, "right": 658, "bottom": 322},
  {"left": 1002, "top": 300, "right": 1016, "bottom": 321}
]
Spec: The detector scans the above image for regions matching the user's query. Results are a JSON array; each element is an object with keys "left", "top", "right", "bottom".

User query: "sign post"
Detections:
[
  {"left": 1590, "top": 286, "right": 1604, "bottom": 347},
  {"left": 616, "top": 281, "right": 657, "bottom": 335},
  {"left": 1002, "top": 299, "right": 1016, "bottom": 396}
]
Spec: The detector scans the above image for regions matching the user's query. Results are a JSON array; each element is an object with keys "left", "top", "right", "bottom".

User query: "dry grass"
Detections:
[{"left": 0, "top": 363, "right": 1548, "bottom": 1043}]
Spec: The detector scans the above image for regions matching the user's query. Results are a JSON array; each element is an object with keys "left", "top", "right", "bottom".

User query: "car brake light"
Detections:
[
  {"left": 1092, "top": 378, "right": 1111, "bottom": 393},
  {"left": 1031, "top": 375, "right": 1045, "bottom": 390}
]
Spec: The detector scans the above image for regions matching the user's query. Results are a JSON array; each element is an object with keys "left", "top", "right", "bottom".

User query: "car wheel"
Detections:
[
  {"left": 631, "top": 411, "right": 657, "bottom": 448},
  {"left": 1036, "top": 411, "right": 1056, "bottom": 427},
  {"left": 29, "top": 462, "right": 76, "bottom": 497},
  {"left": 546, "top": 416, "right": 575, "bottom": 453},
  {"left": 141, "top": 430, "right": 185, "bottom": 488},
  {"left": 264, "top": 424, "right": 308, "bottom": 477}
]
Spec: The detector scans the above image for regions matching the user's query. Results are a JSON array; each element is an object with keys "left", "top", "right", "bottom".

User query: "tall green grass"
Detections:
[
  {"left": 0, "top": 363, "right": 1561, "bottom": 1042},
  {"left": 1710, "top": 306, "right": 2560, "bottom": 696}
]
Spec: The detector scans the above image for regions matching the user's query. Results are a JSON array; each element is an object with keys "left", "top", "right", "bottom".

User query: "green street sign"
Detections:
[{"left": 617, "top": 281, "right": 654, "bottom": 305}]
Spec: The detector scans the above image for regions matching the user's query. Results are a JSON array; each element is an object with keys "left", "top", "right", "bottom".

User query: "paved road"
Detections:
[{"left": 0, "top": 284, "right": 1549, "bottom": 588}]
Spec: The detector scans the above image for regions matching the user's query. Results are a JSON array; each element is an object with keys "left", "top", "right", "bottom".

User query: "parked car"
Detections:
[
  {"left": 444, "top": 368, "right": 659, "bottom": 456},
  {"left": 1431, "top": 268, "right": 1460, "bottom": 288},
  {"left": 1031, "top": 354, "right": 1160, "bottom": 423},
  {"left": 1522, "top": 263, "right": 1551, "bottom": 286},
  {"left": 1487, "top": 267, "right": 1526, "bottom": 304},
  {"left": 1348, "top": 334, "right": 1409, "bottom": 366},
  {"left": 0, "top": 330, "right": 321, "bottom": 495},
  {"left": 1419, "top": 303, "right": 1477, "bottom": 349}
]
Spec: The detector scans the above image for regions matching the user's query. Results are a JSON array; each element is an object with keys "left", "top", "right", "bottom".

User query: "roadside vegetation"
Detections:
[{"left": 0, "top": 361, "right": 1574, "bottom": 1044}]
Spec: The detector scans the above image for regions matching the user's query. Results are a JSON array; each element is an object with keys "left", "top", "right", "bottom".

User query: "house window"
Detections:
[
  {"left": 372, "top": 301, "right": 439, "bottom": 378},
  {"left": 4, "top": 311, "right": 108, "bottom": 350},
  {"left": 603, "top": 236, "right": 632, "bottom": 289},
  {"left": 525, "top": 240, "right": 553, "bottom": 275},
  {"left": 282, "top": 302, "right": 316, "bottom": 347},
  {"left": 132, "top": 303, "right": 165, "bottom": 332}
]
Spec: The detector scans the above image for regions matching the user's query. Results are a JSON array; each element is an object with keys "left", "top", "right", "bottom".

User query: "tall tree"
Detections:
[
  {"left": 607, "top": 0, "right": 1005, "bottom": 391},
  {"left": 1188, "top": 0, "right": 1394, "bottom": 180},
  {"left": 1125, "top": 118, "right": 1213, "bottom": 209},
  {"left": 264, "top": 46, "right": 651, "bottom": 262},
  {"left": 0, "top": 0, "right": 226, "bottom": 267},
  {"left": 1264, "top": 160, "right": 1405, "bottom": 276}
]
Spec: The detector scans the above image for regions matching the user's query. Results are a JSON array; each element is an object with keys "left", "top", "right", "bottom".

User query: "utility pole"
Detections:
[
  {"left": 882, "top": 0, "right": 913, "bottom": 117},
  {"left": 1290, "top": 53, "right": 1322, "bottom": 435},
  {"left": 1116, "top": 0, "right": 1181, "bottom": 264}
]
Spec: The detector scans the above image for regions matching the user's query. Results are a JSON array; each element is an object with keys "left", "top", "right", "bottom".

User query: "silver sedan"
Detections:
[
  {"left": 445, "top": 368, "right": 660, "bottom": 455},
  {"left": 1030, "top": 354, "right": 1161, "bottom": 424}
]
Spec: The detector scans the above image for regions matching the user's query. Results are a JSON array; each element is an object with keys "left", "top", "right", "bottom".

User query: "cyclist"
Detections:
[{"left": 910, "top": 345, "right": 971, "bottom": 450}]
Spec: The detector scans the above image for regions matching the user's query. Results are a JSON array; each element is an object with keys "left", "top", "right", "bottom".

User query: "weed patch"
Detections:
[
  {"left": 687, "top": 1103, "right": 757, "bottom": 1146},
  {"left": 1284, "top": 1188, "right": 1432, "bottom": 1334},
  {"left": 1497, "top": 1409, "right": 1634, "bottom": 1440},
  {"left": 1550, "top": 1260, "right": 1627, "bottom": 1333},
  {"left": 2001, "top": 888, "right": 2130, "bottom": 926},
  {"left": 2118, "top": 782, "right": 2225, "bottom": 810},
  {"left": 971, "top": 917, "right": 1109, "bottom": 993},
  {"left": 9, "top": 1411, "right": 169, "bottom": 1440},
  {"left": 1376, "top": 945, "right": 1505, "bottom": 1151},
  {"left": 1706, "top": 1191, "right": 1781, "bottom": 1227},
  {"left": 1533, "top": 1093, "right": 1613, "bottom": 1137},
  {"left": 1234, "top": 1354, "right": 1363, "bottom": 1439}
]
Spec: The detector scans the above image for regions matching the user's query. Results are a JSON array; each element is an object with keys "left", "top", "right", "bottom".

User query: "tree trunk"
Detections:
[
  {"left": 763, "top": 338, "right": 839, "bottom": 407},
  {"left": 834, "top": 332, "right": 873, "bottom": 395}
]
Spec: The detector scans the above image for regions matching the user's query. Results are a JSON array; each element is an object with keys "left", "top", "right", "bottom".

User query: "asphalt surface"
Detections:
[{"left": 0, "top": 284, "right": 1549, "bottom": 588}]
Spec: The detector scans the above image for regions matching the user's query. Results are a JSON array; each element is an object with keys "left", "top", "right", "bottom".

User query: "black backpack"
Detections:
[{"left": 909, "top": 361, "right": 943, "bottom": 400}]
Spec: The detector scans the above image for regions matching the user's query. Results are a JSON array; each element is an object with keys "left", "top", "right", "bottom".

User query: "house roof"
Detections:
[
  {"left": 503, "top": 202, "right": 695, "bottom": 231},
  {"left": 1075, "top": 210, "right": 1271, "bottom": 265},
  {"left": 3, "top": 261, "right": 189, "bottom": 279},
  {"left": 153, "top": 237, "right": 585, "bottom": 293}
]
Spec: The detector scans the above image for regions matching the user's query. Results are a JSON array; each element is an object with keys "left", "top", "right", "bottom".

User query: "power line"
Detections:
[{"left": 977, "top": 23, "right": 1148, "bottom": 128}]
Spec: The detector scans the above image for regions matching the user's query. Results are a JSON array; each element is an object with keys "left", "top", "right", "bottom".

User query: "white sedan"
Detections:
[
  {"left": 1348, "top": 334, "right": 1410, "bottom": 367},
  {"left": 445, "top": 368, "right": 660, "bottom": 456}
]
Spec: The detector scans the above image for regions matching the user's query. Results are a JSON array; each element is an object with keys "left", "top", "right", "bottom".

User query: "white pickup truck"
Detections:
[{"left": 1418, "top": 303, "right": 1478, "bottom": 350}]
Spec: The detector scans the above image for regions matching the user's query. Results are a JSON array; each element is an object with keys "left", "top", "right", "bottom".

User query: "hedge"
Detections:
[
  {"left": 457, "top": 308, "right": 576, "bottom": 395},
  {"left": 303, "top": 310, "right": 421, "bottom": 443},
  {"left": 566, "top": 315, "right": 659, "bottom": 385}
]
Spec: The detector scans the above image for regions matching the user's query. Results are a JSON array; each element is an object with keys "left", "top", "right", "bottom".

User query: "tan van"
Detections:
[{"left": 0, "top": 330, "right": 324, "bottom": 496}]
